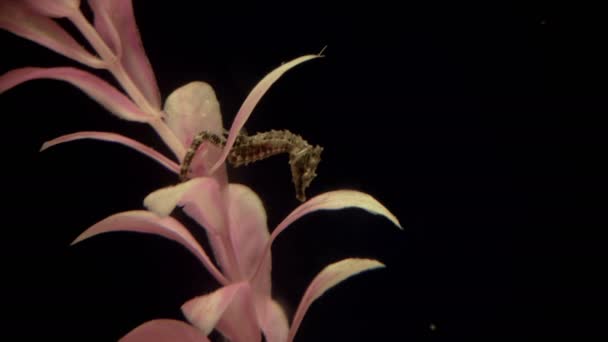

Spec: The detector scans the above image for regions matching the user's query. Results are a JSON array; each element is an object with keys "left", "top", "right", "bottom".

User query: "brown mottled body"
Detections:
[
  {"left": 180, "top": 129, "right": 323, "bottom": 202},
  {"left": 228, "top": 130, "right": 306, "bottom": 165}
]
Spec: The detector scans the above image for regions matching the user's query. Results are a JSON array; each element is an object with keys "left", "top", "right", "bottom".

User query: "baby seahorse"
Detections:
[{"left": 180, "top": 129, "right": 323, "bottom": 202}]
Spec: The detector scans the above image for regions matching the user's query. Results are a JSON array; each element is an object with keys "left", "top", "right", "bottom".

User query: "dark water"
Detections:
[{"left": 2, "top": 1, "right": 606, "bottom": 341}]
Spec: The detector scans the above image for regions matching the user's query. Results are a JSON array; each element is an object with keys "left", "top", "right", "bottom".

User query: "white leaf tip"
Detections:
[
  {"left": 70, "top": 232, "right": 88, "bottom": 246},
  {"left": 143, "top": 184, "right": 183, "bottom": 216},
  {"left": 353, "top": 258, "right": 385, "bottom": 269},
  {"left": 39, "top": 141, "right": 51, "bottom": 152}
]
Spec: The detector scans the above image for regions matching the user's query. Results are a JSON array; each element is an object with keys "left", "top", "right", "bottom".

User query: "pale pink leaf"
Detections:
[
  {"left": 89, "top": 0, "right": 161, "bottom": 108},
  {"left": 252, "top": 190, "right": 401, "bottom": 282},
  {"left": 164, "top": 82, "right": 223, "bottom": 148},
  {"left": 164, "top": 81, "right": 227, "bottom": 185},
  {"left": 24, "top": 0, "right": 80, "bottom": 18},
  {"left": 119, "top": 319, "right": 210, "bottom": 342},
  {"left": 143, "top": 178, "right": 231, "bottom": 277},
  {"left": 145, "top": 181, "right": 273, "bottom": 294},
  {"left": 41, "top": 131, "right": 180, "bottom": 174},
  {"left": 256, "top": 297, "right": 289, "bottom": 342},
  {"left": 0, "top": 67, "right": 153, "bottom": 122},
  {"left": 288, "top": 258, "right": 385, "bottom": 342},
  {"left": 0, "top": 2, "right": 101, "bottom": 67},
  {"left": 181, "top": 282, "right": 247, "bottom": 335},
  {"left": 73, "top": 210, "right": 228, "bottom": 285},
  {"left": 144, "top": 178, "right": 224, "bottom": 232},
  {"left": 274, "top": 190, "right": 402, "bottom": 238},
  {"left": 210, "top": 54, "right": 321, "bottom": 174},
  {"left": 214, "top": 284, "right": 261, "bottom": 342},
  {"left": 87, "top": 0, "right": 121, "bottom": 57},
  {"left": 226, "top": 184, "right": 271, "bottom": 295}
]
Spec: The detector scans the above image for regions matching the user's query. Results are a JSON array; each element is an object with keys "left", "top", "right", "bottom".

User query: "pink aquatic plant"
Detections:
[{"left": 1, "top": 1, "right": 402, "bottom": 341}]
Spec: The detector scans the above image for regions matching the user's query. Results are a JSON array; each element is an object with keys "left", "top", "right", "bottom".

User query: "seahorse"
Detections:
[{"left": 180, "top": 129, "right": 323, "bottom": 202}]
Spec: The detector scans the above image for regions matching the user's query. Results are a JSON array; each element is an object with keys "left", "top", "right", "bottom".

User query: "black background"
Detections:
[{"left": 2, "top": 1, "right": 606, "bottom": 341}]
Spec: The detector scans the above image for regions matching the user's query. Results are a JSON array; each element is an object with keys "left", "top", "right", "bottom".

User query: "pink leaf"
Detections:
[
  {"left": 256, "top": 297, "right": 289, "bottom": 342},
  {"left": 0, "top": 1, "right": 101, "bottom": 67},
  {"left": 163, "top": 82, "right": 227, "bottom": 185},
  {"left": 144, "top": 180, "right": 273, "bottom": 290},
  {"left": 89, "top": 0, "right": 161, "bottom": 108},
  {"left": 87, "top": 0, "right": 121, "bottom": 57},
  {"left": 143, "top": 178, "right": 232, "bottom": 277},
  {"left": 73, "top": 210, "right": 228, "bottom": 285},
  {"left": 23, "top": 0, "right": 80, "bottom": 18},
  {"left": 210, "top": 54, "right": 321, "bottom": 174},
  {"left": 274, "top": 190, "right": 402, "bottom": 237},
  {"left": 181, "top": 282, "right": 247, "bottom": 335},
  {"left": 226, "top": 184, "right": 271, "bottom": 295},
  {"left": 0, "top": 67, "right": 153, "bottom": 122},
  {"left": 288, "top": 258, "right": 385, "bottom": 342},
  {"left": 164, "top": 82, "right": 223, "bottom": 148},
  {"left": 119, "top": 319, "right": 210, "bottom": 342},
  {"left": 144, "top": 178, "right": 224, "bottom": 232},
  {"left": 41, "top": 131, "right": 180, "bottom": 174},
  {"left": 252, "top": 190, "right": 401, "bottom": 282},
  {"left": 214, "top": 284, "right": 261, "bottom": 342}
]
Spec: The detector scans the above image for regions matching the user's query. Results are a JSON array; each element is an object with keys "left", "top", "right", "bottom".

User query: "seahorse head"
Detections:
[{"left": 289, "top": 145, "right": 323, "bottom": 202}]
